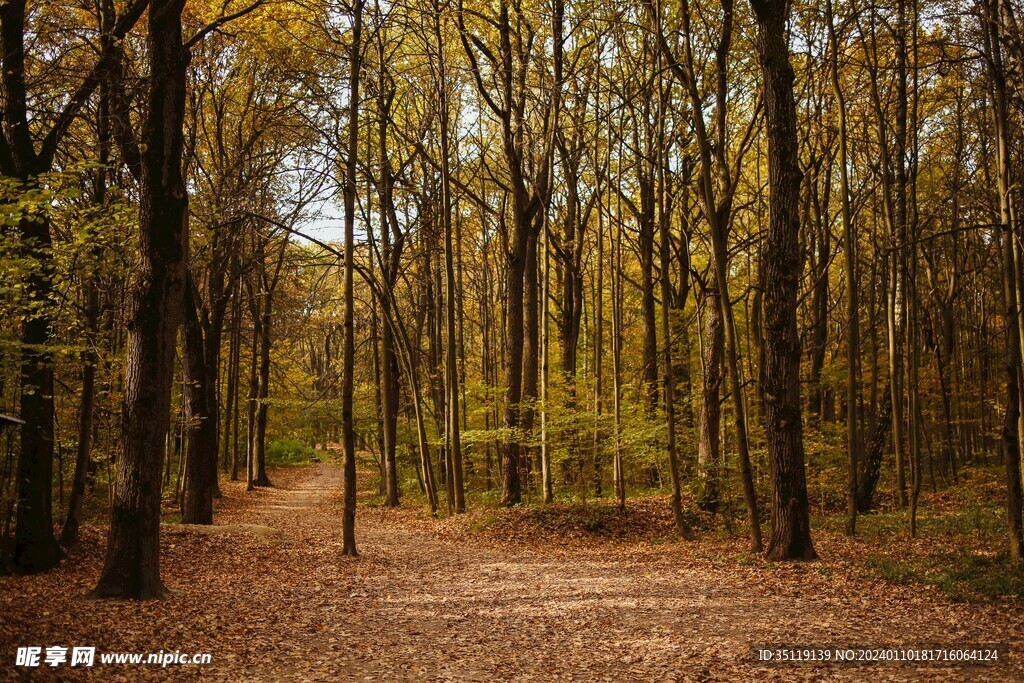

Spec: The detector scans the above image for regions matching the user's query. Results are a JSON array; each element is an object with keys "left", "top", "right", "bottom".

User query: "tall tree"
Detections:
[
  {"left": 984, "top": 0, "right": 1024, "bottom": 566},
  {"left": 650, "top": 0, "right": 762, "bottom": 549},
  {"left": 750, "top": 0, "right": 816, "bottom": 561},
  {"left": 341, "top": 0, "right": 365, "bottom": 557},
  {"left": 433, "top": 0, "right": 465, "bottom": 513},
  {"left": 825, "top": 0, "right": 859, "bottom": 536},
  {"left": 91, "top": 0, "right": 190, "bottom": 598},
  {"left": 61, "top": 0, "right": 118, "bottom": 549},
  {"left": 1, "top": 0, "right": 146, "bottom": 575}
]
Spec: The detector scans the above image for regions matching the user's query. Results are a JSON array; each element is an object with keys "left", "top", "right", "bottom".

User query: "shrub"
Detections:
[{"left": 265, "top": 438, "right": 317, "bottom": 466}]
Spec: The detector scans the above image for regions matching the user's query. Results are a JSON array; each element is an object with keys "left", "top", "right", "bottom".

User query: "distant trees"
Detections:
[
  {"left": 458, "top": 0, "right": 556, "bottom": 507},
  {"left": 6, "top": 0, "right": 1024, "bottom": 589}
]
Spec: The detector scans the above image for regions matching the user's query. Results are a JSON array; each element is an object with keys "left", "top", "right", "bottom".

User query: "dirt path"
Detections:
[{"left": 2, "top": 463, "right": 1021, "bottom": 681}]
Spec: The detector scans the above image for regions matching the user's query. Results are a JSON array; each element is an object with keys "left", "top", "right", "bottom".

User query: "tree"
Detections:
[
  {"left": 825, "top": 0, "right": 859, "bottom": 536},
  {"left": 749, "top": 0, "right": 816, "bottom": 561},
  {"left": 458, "top": 0, "right": 556, "bottom": 506},
  {"left": 1, "top": 0, "right": 146, "bottom": 575},
  {"left": 432, "top": 0, "right": 465, "bottom": 514},
  {"left": 650, "top": 0, "right": 762, "bottom": 550},
  {"left": 91, "top": 0, "right": 190, "bottom": 598},
  {"left": 984, "top": 0, "right": 1024, "bottom": 567},
  {"left": 341, "top": 0, "right": 366, "bottom": 557},
  {"left": 61, "top": 0, "right": 118, "bottom": 549}
]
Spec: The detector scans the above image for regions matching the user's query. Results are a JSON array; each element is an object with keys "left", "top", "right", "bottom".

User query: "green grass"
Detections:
[
  {"left": 865, "top": 551, "right": 1024, "bottom": 602},
  {"left": 265, "top": 438, "right": 319, "bottom": 467},
  {"left": 814, "top": 505, "right": 1007, "bottom": 542}
]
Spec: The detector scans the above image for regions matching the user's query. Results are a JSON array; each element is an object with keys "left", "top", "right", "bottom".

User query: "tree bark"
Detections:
[
  {"left": 697, "top": 288, "right": 723, "bottom": 512},
  {"left": 340, "top": 0, "right": 364, "bottom": 556},
  {"left": 91, "top": 0, "right": 189, "bottom": 598},
  {"left": 826, "top": 0, "right": 859, "bottom": 535},
  {"left": 856, "top": 391, "right": 891, "bottom": 514},
  {"left": 181, "top": 279, "right": 217, "bottom": 524},
  {"left": 253, "top": 287, "right": 273, "bottom": 488},
  {"left": 986, "top": 0, "right": 1024, "bottom": 565},
  {"left": 434, "top": 0, "right": 464, "bottom": 513},
  {"left": 750, "top": 0, "right": 816, "bottom": 561},
  {"left": 2, "top": 0, "right": 147, "bottom": 574}
]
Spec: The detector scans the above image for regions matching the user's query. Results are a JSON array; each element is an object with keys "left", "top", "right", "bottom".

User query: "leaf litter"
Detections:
[{"left": 0, "top": 463, "right": 1021, "bottom": 681}]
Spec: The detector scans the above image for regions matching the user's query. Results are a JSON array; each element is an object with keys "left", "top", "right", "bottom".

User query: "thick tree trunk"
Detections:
[
  {"left": 2, "top": 0, "right": 147, "bottom": 574},
  {"left": 1001, "top": 357, "right": 1024, "bottom": 566},
  {"left": 91, "top": 0, "right": 189, "bottom": 598},
  {"left": 750, "top": 0, "right": 816, "bottom": 561},
  {"left": 987, "top": 0, "right": 1024, "bottom": 564},
  {"left": 2, "top": 0, "right": 59, "bottom": 576},
  {"left": 11, "top": 214, "right": 62, "bottom": 574},
  {"left": 500, "top": 223, "right": 528, "bottom": 506}
]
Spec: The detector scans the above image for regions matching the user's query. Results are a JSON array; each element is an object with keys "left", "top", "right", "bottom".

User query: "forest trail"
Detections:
[{"left": 3, "top": 462, "right": 1022, "bottom": 681}]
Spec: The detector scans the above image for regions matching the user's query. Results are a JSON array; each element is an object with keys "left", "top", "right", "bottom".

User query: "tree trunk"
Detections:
[
  {"left": 612, "top": 169, "right": 626, "bottom": 510},
  {"left": 10, "top": 215, "right": 61, "bottom": 574},
  {"left": 656, "top": 81, "right": 685, "bottom": 532},
  {"left": 90, "top": 0, "right": 189, "bottom": 598},
  {"left": 61, "top": 32, "right": 113, "bottom": 547},
  {"left": 521, "top": 228, "right": 540, "bottom": 493},
  {"left": 986, "top": 0, "right": 1024, "bottom": 565},
  {"left": 180, "top": 280, "right": 217, "bottom": 524},
  {"left": 376, "top": 65, "right": 401, "bottom": 508},
  {"left": 638, "top": 176, "right": 659, "bottom": 413},
  {"left": 227, "top": 282, "right": 242, "bottom": 481},
  {"left": 245, "top": 289, "right": 260, "bottom": 491},
  {"left": 826, "top": 0, "right": 859, "bottom": 535},
  {"left": 750, "top": 0, "right": 816, "bottom": 561},
  {"left": 697, "top": 288, "right": 723, "bottom": 512},
  {"left": 434, "top": 0, "right": 464, "bottom": 513},
  {"left": 540, "top": 213, "right": 553, "bottom": 503},
  {"left": 253, "top": 291, "right": 273, "bottom": 487},
  {"left": 340, "top": 0, "right": 364, "bottom": 556},
  {"left": 60, "top": 281, "right": 99, "bottom": 549},
  {"left": 856, "top": 391, "right": 892, "bottom": 514}
]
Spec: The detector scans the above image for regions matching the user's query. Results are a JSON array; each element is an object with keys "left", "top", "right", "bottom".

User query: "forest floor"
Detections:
[{"left": 2, "top": 462, "right": 1022, "bottom": 681}]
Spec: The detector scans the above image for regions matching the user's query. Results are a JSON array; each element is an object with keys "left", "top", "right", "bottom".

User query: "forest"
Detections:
[{"left": 2, "top": 0, "right": 1024, "bottom": 678}]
